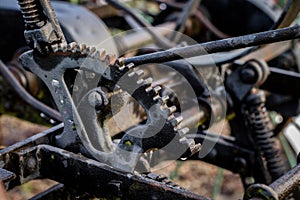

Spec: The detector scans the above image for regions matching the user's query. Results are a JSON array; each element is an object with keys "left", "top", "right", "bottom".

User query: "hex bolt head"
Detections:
[
  {"left": 240, "top": 68, "right": 257, "bottom": 84},
  {"left": 88, "top": 92, "right": 103, "bottom": 110},
  {"left": 26, "top": 157, "right": 37, "bottom": 173}
]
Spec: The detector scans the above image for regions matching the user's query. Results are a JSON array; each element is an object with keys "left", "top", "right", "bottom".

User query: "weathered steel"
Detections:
[
  {"left": 124, "top": 26, "right": 300, "bottom": 66},
  {"left": 269, "top": 163, "right": 300, "bottom": 200},
  {"left": 0, "top": 168, "right": 15, "bottom": 183},
  {"left": 24, "top": 145, "right": 210, "bottom": 200},
  {"left": 244, "top": 163, "right": 300, "bottom": 200}
]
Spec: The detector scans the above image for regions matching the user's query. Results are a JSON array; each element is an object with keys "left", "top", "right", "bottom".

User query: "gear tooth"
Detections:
[
  {"left": 178, "top": 127, "right": 190, "bottom": 137},
  {"left": 143, "top": 77, "right": 153, "bottom": 86},
  {"left": 80, "top": 44, "right": 87, "bottom": 51},
  {"left": 118, "top": 65, "right": 126, "bottom": 71},
  {"left": 161, "top": 95, "right": 169, "bottom": 103},
  {"left": 145, "top": 86, "right": 153, "bottom": 93},
  {"left": 137, "top": 79, "right": 144, "bottom": 85},
  {"left": 153, "top": 86, "right": 161, "bottom": 94},
  {"left": 84, "top": 47, "right": 90, "bottom": 55},
  {"left": 128, "top": 72, "right": 135, "bottom": 77},
  {"left": 93, "top": 50, "right": 100, "bottom": 58},
  {"left": 168, "top": 114, "right": 175, "bottom": 121},
  {"left": 100, "top": 50, "right": 107, "bottom": 61},
  {"left": 51, "top": 44, "right": 58, "bottom": 52},
  {"left": 104, "top": 55, "right": 111, "bottom": 65},
  {"left": 90, "top": 47, "right": 97, "bottom": 55},
  {"left": 68, "top": 42, "right": 77, "bottom": 52},
  {"left": 171, "top": 116, "right": 183, "bottom": 126},
  {"left": 179, "top": 137, "right": 187, "bottom": 143},
  {"left": 62, "top": 44, "right": 67, "bottom": 52},
  {"left": 167, "top": 106, "right": 177, "bottom": 115},
  {"left": 108, "top": 54, "right": 117, "bottom": 65},
  {"left": 180, "top": 139, "right": 201, "bottom": 155},
  {"left": 79, "top": 45, "right": 87, "bottom": 54},
  {"left": 126, "top": 63, "right": 135, "bottom": 69},
  {"left": 153, "top": 95, "right": 160, "bottom": 101},
  {"left": 57, "top": 43, "right": 64, "bottom": 52},
  {"left": 75, "top": 45, "right": 81, "bottom": 53},
  {"left": 135, "top": 69, "right": 144, "bottom": 76}
]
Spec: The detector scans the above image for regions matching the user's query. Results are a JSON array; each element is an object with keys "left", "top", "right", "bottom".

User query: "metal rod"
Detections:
[
  {"left": 269, "top": 163, "right": 300, "bottom": 200},
  {"left": 124, "top": 25, "right": 300, "bottom": 66},
  {"left": 169, "top": 0, "right": 201, "bottom": 42},
  {"left": 0, "top": 60, "right": 61, "bottom": 121}
]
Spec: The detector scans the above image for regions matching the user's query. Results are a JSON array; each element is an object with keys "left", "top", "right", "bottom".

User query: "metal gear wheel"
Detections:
[{"left": 19, "top": 42, "right": 201, "bottom": 172}]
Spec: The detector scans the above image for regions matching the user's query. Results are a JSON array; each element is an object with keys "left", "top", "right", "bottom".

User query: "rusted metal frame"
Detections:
[
  {"left": 124, "top": 26, "right": 300, "bottom": 66},
  {"left": 24, "top": 144, "right": 210, "bottom": 200},
  {"left": 244, "top": 162, "right": 300, "bottom": 200},
  {"left": 0, "top": 141, "right": 209, "bottom": 199},
  {"left": 0, "top": 124, "right": 63, "bottom": 189},
  {"left": 269, "top": 163, "right": 300, "bottom": 200},
  {"left": 0, "top": 123, "right": 63, "bottom": 162}
]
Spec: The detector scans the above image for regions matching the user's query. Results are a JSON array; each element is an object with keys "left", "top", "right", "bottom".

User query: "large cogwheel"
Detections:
[{"left": 20, "top": 42, "right": 201, "bottom": 172}]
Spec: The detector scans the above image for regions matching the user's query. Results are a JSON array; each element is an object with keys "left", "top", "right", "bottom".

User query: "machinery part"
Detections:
[
  {"left": 16, "top": 0, "right": 199, "bottom": 173},
  {"left": 226, "top": 59, "right": 269, "bottom": 102},
  {"left": 244, "top": 90, "right": 286, "bottom": 182},
  {"left": 19, "top": 42, "right": 200, "bottom": 172},
  {"left": 244, "top": 184, "right": 278, "bottom": 200},
  {"left": 123, "top": 25, "right": 300, "bottom": 66},
  {"left": 17, "top": 0, "right": 66, "bottom": 54},
  {"left": 0, "top": 141, "right": 209, "bottom": 200},
  {"left": 244, "top": 162, "right": 300, "bottom": 200}
]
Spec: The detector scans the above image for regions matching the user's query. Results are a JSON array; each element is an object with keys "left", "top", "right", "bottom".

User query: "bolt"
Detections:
[
  {"left": 240, "top": 68, "right": 257, "bottom": 84},
  {"left": 26, "top": 157, "right": 37, "bottom": 173},
  {"left": 88, "top": 91, "right": 103, "bottom": 111}
]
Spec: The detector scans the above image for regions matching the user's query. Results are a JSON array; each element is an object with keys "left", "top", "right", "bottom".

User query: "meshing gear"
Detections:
[{"left": 20, "top": 42, "right": 201, "bottom": 172}]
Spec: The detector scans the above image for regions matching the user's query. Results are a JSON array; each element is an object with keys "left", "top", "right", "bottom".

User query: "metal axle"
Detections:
[{"left": 124, "top": 26, "right": 300, "bottom": 66}]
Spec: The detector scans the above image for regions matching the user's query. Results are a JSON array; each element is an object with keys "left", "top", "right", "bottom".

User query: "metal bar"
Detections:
[
  {"left": 187, "top": 132, "right": 255, "bottom": 175},
  {"left": 261, "top": 67, "right": 300, "bottom": 98},
  {"left": 124, "top": 26, "right": 300, "bottom": 66},
  {"left": 0, "top": 123, "right": 63, "bottom": 166},
  {"left": 269, "top": 163, "right": 300, "bottom": 200},
  {"left": 37, "top": 145, "right": 209, "bottom": 200},
  {"left": 0, "top": 168, "right": 15, "bottom": 183}
]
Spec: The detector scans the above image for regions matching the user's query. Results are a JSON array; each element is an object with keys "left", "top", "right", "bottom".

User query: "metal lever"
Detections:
[{"left": 17, "top": 0, "right": 66, "bottom": 54}]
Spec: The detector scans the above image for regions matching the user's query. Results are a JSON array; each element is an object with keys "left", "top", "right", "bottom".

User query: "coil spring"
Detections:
[
  {"left": 245, "top": 90, "right": 286, "bottom": 182},
  {"left": 18, "top": 0, "right": 45, "bottom": 29}
]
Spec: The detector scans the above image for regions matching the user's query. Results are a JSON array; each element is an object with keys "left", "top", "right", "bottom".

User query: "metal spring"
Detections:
[
  {"left": 18, "top": 0, "right": 45, "bottom": 29},
  {"left": 245, "top": 91, "right": 286, "bottom": 182}
]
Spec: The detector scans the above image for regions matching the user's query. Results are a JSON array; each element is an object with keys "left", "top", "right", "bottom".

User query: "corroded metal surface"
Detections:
[{"left": 124, "top": 26, "right": 300, "bottom": 66}]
